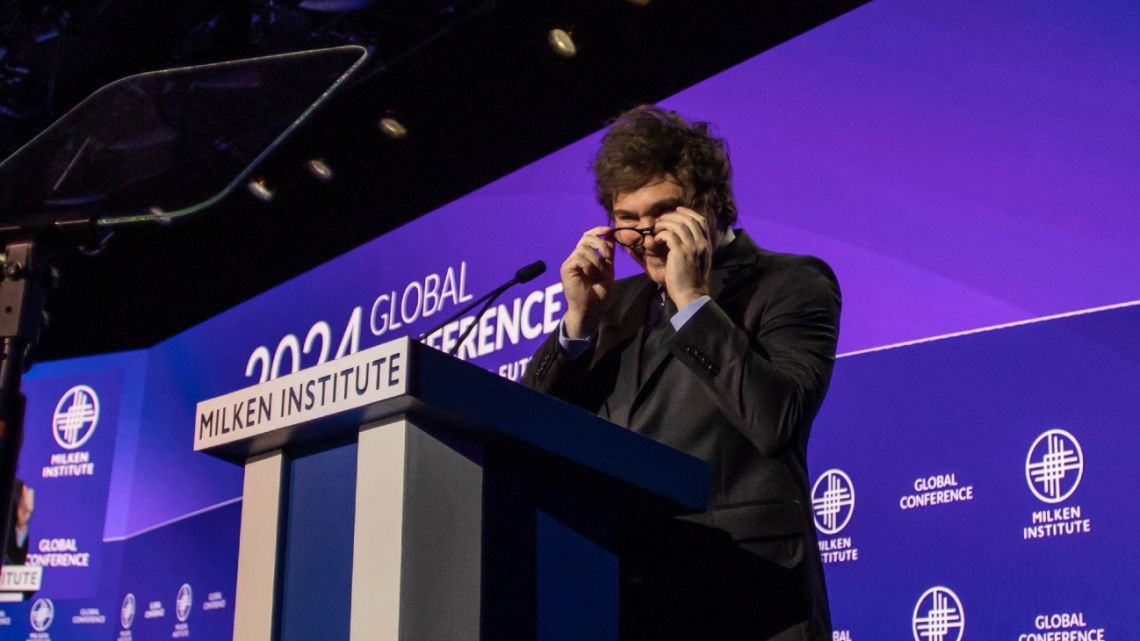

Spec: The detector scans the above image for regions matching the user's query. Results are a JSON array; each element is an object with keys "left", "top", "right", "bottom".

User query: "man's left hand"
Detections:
[{"left": 654, "top": 208, "right": 713, "bottom": 308}]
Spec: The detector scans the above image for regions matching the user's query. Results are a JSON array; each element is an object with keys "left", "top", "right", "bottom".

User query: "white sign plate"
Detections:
[
  {"left": 0, "top": 565, "right": 43, "bottom": 593},
  {"left": 195, "top": 337, "right": 411, "bottom": 451}
]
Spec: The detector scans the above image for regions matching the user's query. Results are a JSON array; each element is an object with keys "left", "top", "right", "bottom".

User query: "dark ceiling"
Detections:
[{"left": 0, "top": 0, "right": 866, "bottom": 363}]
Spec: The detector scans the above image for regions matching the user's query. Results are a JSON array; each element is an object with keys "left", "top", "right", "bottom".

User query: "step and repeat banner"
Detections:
[
  {"left": 2, "top": 0, "right": 1138, "bottom": 638},
  {"left": 812, "top": 304, "right": 1140, "bottom": 640},
  {"left": 1, "top": 353, "right": 242, "bottom": 641}
]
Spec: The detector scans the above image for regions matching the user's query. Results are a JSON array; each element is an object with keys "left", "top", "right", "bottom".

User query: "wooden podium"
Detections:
[{"left": 195, "top": 337, "right": 708, "bottom": 641}]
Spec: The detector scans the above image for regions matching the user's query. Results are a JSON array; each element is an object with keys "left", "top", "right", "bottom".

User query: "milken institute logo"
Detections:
[
  {"left": 121, "top": 593, "right": 136, "bottom": 629},
  {"left": 176, "top": 583, "right": 193, "bottom": 623},
  {"left": 1026, "top": 428, "right": 1083, "bottom": 503},
  {"left": 52, "top": 385, "right": 100, "bottom": 450},
  {"left": 912, "top": 586, "right": 965, "bottom": 641},
  {"left": 30, "top": 597, "right": 55, "bottom": 632},
  {"left": 812, "top": 469, "right": 855, "bottom": 535}
]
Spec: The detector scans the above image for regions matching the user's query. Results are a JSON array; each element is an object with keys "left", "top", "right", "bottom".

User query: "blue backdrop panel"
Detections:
[
  {"left": 0, "top": 496, "right": 240, "bottom": 640},
  {"left": 113, "top": 502, "right": 241, "bottom": 641},
  {"left": 810, "top": 304, "right": 1140, "bottom": 639},
  {"left": 16, "top": 370, "right": 124, "bottom": 597}
]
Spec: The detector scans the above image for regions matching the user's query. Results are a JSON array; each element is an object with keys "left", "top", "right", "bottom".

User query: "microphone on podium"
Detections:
[{"left": 417, "top": 260, "right": 547, "bottom": 356}]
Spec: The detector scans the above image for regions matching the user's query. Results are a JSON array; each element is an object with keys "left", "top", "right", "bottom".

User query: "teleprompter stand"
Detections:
[{"left": 0, "top": 239, "right": 47, "bottom": 570}]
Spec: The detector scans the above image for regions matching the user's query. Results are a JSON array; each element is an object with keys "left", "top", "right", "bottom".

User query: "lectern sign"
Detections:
[
  {"left": 0, "top": 565, "right": 43, "bottom": 592},
  {"left": 194, "top": 337, "right": 410, "bottom": 451}
]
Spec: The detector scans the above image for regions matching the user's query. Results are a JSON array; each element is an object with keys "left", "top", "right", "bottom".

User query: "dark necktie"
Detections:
[{"left": 639, "top": 289, "right": 675, "bottom": 385}]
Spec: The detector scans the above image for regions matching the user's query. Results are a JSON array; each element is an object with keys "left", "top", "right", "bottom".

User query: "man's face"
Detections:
[{"left": 611, "top": 176, "right": 721, "bottom": 285}]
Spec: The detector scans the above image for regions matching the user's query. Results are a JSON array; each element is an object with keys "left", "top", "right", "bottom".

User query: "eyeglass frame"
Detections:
[
  {"left": 606, "top": 225, "right": 658, "bottom": 249},
  {"left": 606, "top": 198, "right": 706, "bottom": 249}
]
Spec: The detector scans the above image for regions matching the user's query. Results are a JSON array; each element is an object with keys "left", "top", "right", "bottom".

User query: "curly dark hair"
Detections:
[{"left": 592, "top": 105, "right": 737, "bottom": 230}]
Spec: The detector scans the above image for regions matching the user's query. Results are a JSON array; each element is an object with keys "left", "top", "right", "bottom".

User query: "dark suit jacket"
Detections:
[{"left": 522, "top": 231, "right": 840, "bottom": 641}]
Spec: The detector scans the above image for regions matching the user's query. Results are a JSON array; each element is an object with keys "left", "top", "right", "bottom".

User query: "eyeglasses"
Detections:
[
  {"left": 608, "top": 225, "right": 656, "bottom": 249},
  {"left": 608, "top": 199, "right": 702, "bottom": 248}
]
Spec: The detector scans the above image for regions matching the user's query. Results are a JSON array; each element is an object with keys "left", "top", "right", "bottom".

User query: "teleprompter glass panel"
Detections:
[{"left": 0, "top": 46, "right": 368, "bottom": 234}]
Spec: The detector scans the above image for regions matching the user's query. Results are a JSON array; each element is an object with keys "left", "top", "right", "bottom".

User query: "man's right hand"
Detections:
[{"left": 560, "top": 226, "right": 614, "bottom": 339}]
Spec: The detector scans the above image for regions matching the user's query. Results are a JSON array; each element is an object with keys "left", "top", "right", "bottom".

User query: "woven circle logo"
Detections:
[
  {"left": 30, "top": 597, "right": 54, "bottom": 632},
  {"left": 1026, "top": 429, "right": 1083, "bottom": 504},
  {"left": 176, "top": 583, "right": 193, "bottom": 622},
  {"left": 912, "top": 586, "right": 965, "bottom": 641},
  {"left": 811, "top": 468, "right": 855, "bottom": 535},
  {"left": 52, "top": 385, "right": 100, "bottom": 450},
  {"left": 121, "top": 592, "right": 136, "bottom": 629}
]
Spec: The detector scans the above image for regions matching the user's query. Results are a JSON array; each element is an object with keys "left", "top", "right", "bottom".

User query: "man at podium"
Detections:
[{"left": 523, "top": 106, "right": 841, "bottom": 641}]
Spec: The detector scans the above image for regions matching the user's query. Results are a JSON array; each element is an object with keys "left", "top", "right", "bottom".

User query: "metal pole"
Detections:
[{"left": 0, "top": 239, "right": 45, "bottom": 569}]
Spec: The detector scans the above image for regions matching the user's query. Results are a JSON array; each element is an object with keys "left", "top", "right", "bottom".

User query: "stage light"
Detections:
[
  {"left": 247, "top": 178, "right": 275, "bottom": 202},
  {"left": 548, "top": 28, "right": 577, "bottom": 58},
  {"left": 626, "top": 0, "right": 651, "bottom": 5},
  {"left": 379, "top": 117, "right": 408, "bottom": 139},
  {"left": 307, "top": 159, "right": 334, "bottom": 181}
]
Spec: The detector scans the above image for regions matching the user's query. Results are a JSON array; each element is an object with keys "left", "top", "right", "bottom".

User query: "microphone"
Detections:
[
  {"left": 514, "top": 260, "right": 546, "bottom": 284},
  {"left": 417, "top": 260, "right": 547, "bottom": 356}
]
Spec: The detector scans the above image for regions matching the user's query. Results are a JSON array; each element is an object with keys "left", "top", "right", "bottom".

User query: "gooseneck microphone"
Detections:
[
  {"left": 417, "top": 260, "right": 546, "bottom": 356},
  {"left": 513, "top": 260, "right": 546, "bottom": 284}
]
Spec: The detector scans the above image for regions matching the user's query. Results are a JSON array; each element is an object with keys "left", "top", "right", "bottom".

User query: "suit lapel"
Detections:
[
  {"left": 709, "top": 230, "right": 762, "bottom": 300},
  {"left": 591, "top": 278, "right": 654, "bottom": 369},
  {"left": 588, "top": 278, "right": 652, "bottom": 425},
  {"left": 626, "top": 230, "right": 763, "bottom": 424}
]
